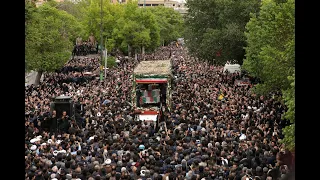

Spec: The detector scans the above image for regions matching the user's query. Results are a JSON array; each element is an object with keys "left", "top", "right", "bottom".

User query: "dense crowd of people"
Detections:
[
  {"left": 141, "top": 45, "right": 176, "bottom": 61},
  {"left": 72, "top": 35, "right": 98, "bottom": 57},
  {"left": 25, "top": 43, "right": 294, "bottom": 180}
]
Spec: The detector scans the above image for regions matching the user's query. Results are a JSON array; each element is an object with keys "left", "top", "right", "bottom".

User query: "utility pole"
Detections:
[
  {"left": 100, "top": 0, "right": 104, "bottom": 82},
  {"left": 105, "top": 48, "right": 107, "bottom": 79},
  {"left": 142, "top": 0, "right": 146, "bottom": 60}
]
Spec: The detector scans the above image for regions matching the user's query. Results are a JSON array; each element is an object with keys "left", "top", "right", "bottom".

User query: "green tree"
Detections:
[
  {"left": 112, "top": 1, "right": 138, "bottom": 55},
  {"left": 184, "top": 0, "right": 260, "bottom": 65},
  {"left": 112, "top": 1, "right": 160, "bottom": 56},
  {"left": 25, "top": 0, "right": 36, "bottom": 23},
  {"left": 242, "top": 0, "right": 295, "bottom": 151},
  {"left": 135, "top": 8, "right": 160, "bottom": 51},
  {"left": 102, "top": 56, "right": 116, "bottom": 68},
  {"left": 243, "top": 0, "right": 295, "bottom": 94},
  {"left": 56, "top": 0, "right": 90, "bottom": 39},
  {"left": 57, "top": 0, "right": 86, "bottom": 19},
  {"left": 65, "top": 0, "right": 177, "bottom": 55},
  {"left": 82, "top": 0, "right": 124, "bottom": 45},
  {"left": 281, "top": 74, "right": 295, "bottom": 151},
  {"left": 112, "top": 16, "right": 128, "bottom": 53},
  {"left": 150, "top": 6, "right": 184, "bottom": 46},
  {"left": 46, "top": 0, "right": 59, "bottom": 7},
  {"left": 117, "top": 19, "right": 151, "bottom": 54},
  {"left": 25, "top": 4, "right": 82, "bottom": 84}
]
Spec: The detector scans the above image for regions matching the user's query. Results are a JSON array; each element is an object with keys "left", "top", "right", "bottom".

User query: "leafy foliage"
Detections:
[
  {"left": 25, "top": 0, "right": 185, "bottom": 80},
  {"left": 25, "top": 0, "right": 37, "bottom": 36},
  {"left": 149, "top": 6, "right": 184, "bottom": 45},
  {"left": 243, "top": 0, "right": 295, "bottom": 92},
  {"left": 184, "top": 0, "right": 260, "bottom": 65},
  {"left": 281, "top": 123, "right": 295, "bottom": 151},
  {"left": 102, "top": 56, "right": 116, "bottom": 68},
  {"left": 112, "top": 2, "right": 160, "bottom": 53},
  {"left": 283, "top": 75, "right": 295, "bottom": 124},
  {"left": 55, "top": 0, "right": 182, "bottom": 55},
  {"left": 242, "top": 0, "right": 295, "bottom": 150},
  {"left": 25, "top": 4, "right": 82, "bottom": 74},
  {"left": 281, "top": 74, "right": 295, "bottom": 151}
]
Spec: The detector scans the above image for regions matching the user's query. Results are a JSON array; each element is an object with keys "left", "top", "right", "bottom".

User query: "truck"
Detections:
[{"left": 132, "top": 60, "right": 172, "bottom": 124}]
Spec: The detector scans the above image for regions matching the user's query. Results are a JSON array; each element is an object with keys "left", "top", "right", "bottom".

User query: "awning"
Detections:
[
  {"left": 136, "top": 78, "right": 167, "bottom": 83},
  {"left": 138, "top": 115, "right": 158, "bottom": 121}
]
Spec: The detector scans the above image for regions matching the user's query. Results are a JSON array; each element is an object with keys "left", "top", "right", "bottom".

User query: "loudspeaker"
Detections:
[{"left": 51, "top": 101, "right": 75, "bottom": 119}]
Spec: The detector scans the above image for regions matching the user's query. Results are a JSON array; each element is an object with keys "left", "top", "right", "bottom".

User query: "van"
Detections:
[{"left": 223, "top": 63, "right": 241, "bottom": 73}]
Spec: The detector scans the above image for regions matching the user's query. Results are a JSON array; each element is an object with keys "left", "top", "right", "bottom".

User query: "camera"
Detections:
[{"left": 140, "top": 170, "right": 148, "bottom": 177}]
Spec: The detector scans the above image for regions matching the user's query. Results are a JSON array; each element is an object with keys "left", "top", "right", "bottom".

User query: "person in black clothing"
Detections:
[
  {"left": 69, "top": 119, "right": 80, "bottom": 135},
  {"left": 72, "top": 45, "right": 77, "bottom": 59},
  {"left": 95, "top": 43, "right": 99, "bottom": 54},
  {"left": 50, "top": 110, "right": 58, "bottom": 133},
  {"left": 24, "top": 45, "right": 294, "bottom": 180},
  {"left": 74, "top": 98, "right": 85, "bottom": 128},
  {"left": 40, "top": 112, "right": 52, "bottom": 132},
  {"left": 58, "top": 111, "right": 71, "bottom": 133}
]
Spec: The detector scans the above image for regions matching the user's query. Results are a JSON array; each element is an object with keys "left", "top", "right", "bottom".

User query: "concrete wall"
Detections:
[{"left": 25, "top": 71, "right": 44, "bottom": 86}]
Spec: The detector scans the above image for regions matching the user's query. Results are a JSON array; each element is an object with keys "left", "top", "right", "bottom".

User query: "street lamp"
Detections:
[{"left": 100, "top": 0, "right": 104, "bottom": 82}]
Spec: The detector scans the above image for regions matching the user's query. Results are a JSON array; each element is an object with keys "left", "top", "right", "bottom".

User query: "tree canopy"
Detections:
[
  {"left": 25, "top": 3, "right": 83, "bottom": 84},
  {"left": 25, "top": 0, "right": 184, "bottom": 83},
  {"left": 184, "top": 0, "right": 260, "bottom": 65},
  {"left": 54, "top": 0, "right": 183, "bottom": 54},
  {"left": 149, "top": 6, "right": 184, "bottom": 46},
  {"left": 242, "top": 0, "right": 295, "bottom": 151},
  {"left": 243, "top": 0, "right": 295, "bottom": 94},
  {"left": 282, "top": 74, "right": 295, "bottom": 151}
]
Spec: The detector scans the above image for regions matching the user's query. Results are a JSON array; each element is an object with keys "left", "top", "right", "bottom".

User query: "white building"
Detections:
[{"left": 164, "top": 0, "right": 188, "bottom": 15}]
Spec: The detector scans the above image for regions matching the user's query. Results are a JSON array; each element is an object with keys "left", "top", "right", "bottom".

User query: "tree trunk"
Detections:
[
  {"left": 135, "top": 49, "right": 137, "bottom": 61},
  {"left": 128, "top": 44, "right": 132, "bottom": 57},
  {"left": 35, "top": 70, "right": 43, "bottom": 86},
  {"left": 142, "top": 46, "right": 145, "bottom": 61}
]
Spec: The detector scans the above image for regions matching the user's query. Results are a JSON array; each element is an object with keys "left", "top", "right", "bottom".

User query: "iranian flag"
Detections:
[
  {"left": 152, "top": 90, "right": 160, "bottom": 103},
  {"left": 141, "top": 96, "right": 153, "bottom": 103}
]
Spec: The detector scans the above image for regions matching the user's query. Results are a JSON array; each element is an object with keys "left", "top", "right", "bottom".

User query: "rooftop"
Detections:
[{"left": 134, "top": 60, "right": 171, "bottom": 75}]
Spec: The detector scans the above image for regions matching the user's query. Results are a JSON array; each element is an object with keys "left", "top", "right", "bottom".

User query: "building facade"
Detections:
[
  {"left": 137, "top": 0, "right": 165, "bottom": 7},
  {"left": 137, "top": 0, "right": 188, "bottom": 15},
  {"left": 164, "top": 0, "right": 187, "bottom": 15},
  {"left": 110, "top": 0, "right": 127, "bottom": 3}
]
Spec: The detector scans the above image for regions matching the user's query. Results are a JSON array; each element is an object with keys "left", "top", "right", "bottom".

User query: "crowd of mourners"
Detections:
[
  {"left": 141, "top": 45, "right": 176, "bottom": 61},
  {"left": 25, "top": 43, "right": 294, "bottom": 180}
]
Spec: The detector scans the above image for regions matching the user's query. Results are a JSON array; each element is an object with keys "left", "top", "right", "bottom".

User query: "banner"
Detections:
[{"left": 234, "top": 79, "right": 251, "bottom": 86}]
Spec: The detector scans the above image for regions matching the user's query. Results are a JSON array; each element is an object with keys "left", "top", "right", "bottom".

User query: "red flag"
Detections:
[
  {"left": 216, "top": 49, "right": 222, "bottom": 57},
  {"left": 148, "top": 91, "right": 154, "bottom": 103}
]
